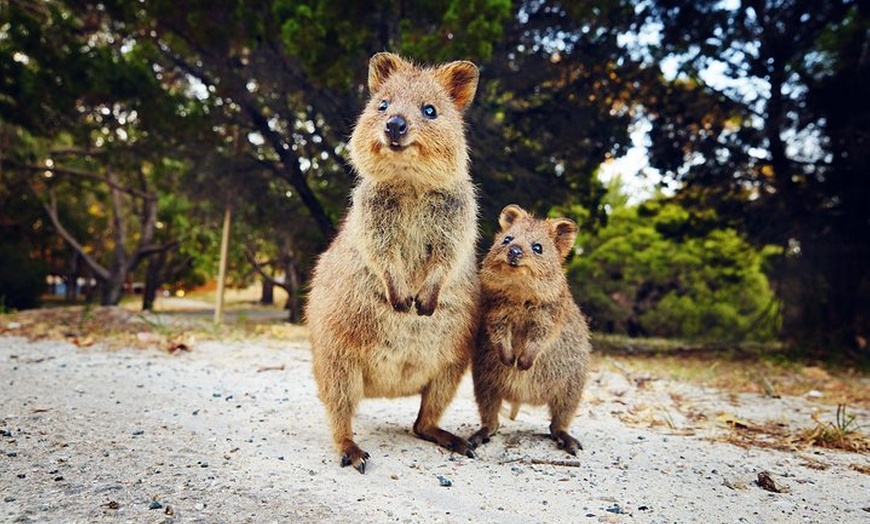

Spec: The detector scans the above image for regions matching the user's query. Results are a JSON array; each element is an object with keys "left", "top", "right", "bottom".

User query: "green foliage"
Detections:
[
  {"left": 273, "top": 0, "right": 511, "bottom": 88},
  {"left": 570, "top": 188, "right": 780, "bottom": 343},
  {"left": 2, "top": 0, "right": 863, "bottom": 353},
  {"left": 398, "top": 0, "right": 511, "bottom": 62}
]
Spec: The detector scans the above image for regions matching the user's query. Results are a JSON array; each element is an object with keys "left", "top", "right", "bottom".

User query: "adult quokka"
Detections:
[{"left": 306, "top": 52, "right": 480, "bottom": 473}]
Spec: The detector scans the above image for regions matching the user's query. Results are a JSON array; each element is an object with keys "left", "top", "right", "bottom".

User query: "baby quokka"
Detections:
[{"left": 469, "top": 204, "right": 591, "bottom": 455}]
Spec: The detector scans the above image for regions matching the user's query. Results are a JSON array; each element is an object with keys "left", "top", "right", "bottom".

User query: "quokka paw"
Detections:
[
  {"left": 467, "top": 428, "right": 492, "bottom": 449},
  {"left": 389, "top": 295, "right": 414, "bottom": 313},
  {"left": 414, "top": 285, "right": 441, "bottom": 316},
  {"left": 516, "top": 353, "right": 537, "bottom": 370},
  {"left": 414, "top": 295, "right": 438, "bottom": 316}
]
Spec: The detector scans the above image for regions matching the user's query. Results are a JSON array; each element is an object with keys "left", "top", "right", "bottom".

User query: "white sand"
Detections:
[{"left": 1, "top": 334, "right": 867, "bottom": 523}]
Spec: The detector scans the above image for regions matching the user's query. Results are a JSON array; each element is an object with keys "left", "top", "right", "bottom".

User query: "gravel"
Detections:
[{"left": 1, "top": 334, "right": 868, "bottom": 523}]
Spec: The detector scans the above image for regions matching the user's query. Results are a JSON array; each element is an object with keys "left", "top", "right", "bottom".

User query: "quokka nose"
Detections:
[
  {"left": 507, "top": 245, "right": 523, "bottom": 264},
  {"left": 385, "top": 115, "right": 408, "bottom": 143}
]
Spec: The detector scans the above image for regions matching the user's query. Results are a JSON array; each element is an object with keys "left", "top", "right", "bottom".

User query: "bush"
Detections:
[
  {"left": 569, "top": 199, "right": 779, "bottom": 343},
  {"left": 0, "top": 242, "right": 47, "bottom": 311}
]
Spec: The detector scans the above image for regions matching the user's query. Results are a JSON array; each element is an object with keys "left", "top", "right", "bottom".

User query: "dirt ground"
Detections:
[{"left": 1, "top": 314, "right": 869, "bottom": 523}]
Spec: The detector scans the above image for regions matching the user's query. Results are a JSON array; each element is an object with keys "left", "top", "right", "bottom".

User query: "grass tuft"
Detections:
[{"left": 799, "top": 404, "right": 869, "bottom": 453}]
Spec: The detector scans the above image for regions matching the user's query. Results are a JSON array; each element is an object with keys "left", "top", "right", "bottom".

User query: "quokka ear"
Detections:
[
  {"left": 368, "top": 52, "right": 410, "bottom": 93},
  {"left": 548, "top": 218, "right": 578, "bottom": 260},
  {"left": 499, "top": 204, "right": 528, "bottom": 231},
  {"left": 435, "top": 60, "right": 479, "bottom": 111}
]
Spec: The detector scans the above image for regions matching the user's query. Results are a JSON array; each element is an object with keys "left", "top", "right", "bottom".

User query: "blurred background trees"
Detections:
[{"left": 1, "top": 0, "right": 866, "bottom": 358}]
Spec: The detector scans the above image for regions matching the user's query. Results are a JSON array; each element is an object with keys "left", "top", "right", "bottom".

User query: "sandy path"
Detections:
[{"left": 1, "top": 335, "right": 868, "bottom": 523}]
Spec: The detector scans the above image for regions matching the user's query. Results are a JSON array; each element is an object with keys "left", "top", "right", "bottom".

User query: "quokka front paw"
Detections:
[
  {"left": 516, "top": 352, "right": 537, "bottom": 371},
  {"left": 384, "top": 275, "right": 414, "bottom": 313},
  {"left": 500, "top": 344, "right": 538, "bottom": 370},
  {"left": 389, "top": 294, "right": 414, "bottom": 312},
  {"left": 414, "top": 283, "right": 441, "bottom": 316},
  {"left": 497, "top": 343, "right": 516, "bottom": 367}
]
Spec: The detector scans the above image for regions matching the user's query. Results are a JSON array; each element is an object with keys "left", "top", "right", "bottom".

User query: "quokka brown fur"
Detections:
[
  {"left": 469, "top": 204, "right": 591, "bottom": 456},
  {"left": 305, "top": 52, "right": 480, "bottom": 473}
]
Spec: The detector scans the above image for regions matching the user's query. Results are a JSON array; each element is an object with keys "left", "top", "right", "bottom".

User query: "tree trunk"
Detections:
[
  {"left": 99, "top": 277, "right": 124, "bottom": 306},
  {"left": 142, "top": 250, "right": 167, "bottom": 311},
  {"left": 260, "top": 277, "right": 274, "bottom": 305},
  {"left": 65, "top": 252, "right": 79, "bottom": 303},
  {"left": 283, "top": 256, "right": 301, "bottom": 323}
]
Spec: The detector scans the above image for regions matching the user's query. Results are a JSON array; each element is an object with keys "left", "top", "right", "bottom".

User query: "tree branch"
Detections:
[
  {"left": 39, "top": 186, "right": 111, "bottom": 282},
  {"left": 244, "top": 248, "right": 290, "bottom": 292},
  {"left": 156, "top": 42, "right": 337, "bottom": 238},
  {"left": 8, "top": 160, "right": 155, "bottom": 200}
]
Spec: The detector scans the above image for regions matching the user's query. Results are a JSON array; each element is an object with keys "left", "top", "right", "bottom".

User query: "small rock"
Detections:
[
  {"left": 149, "top": 500, "right": 163, "bottom": 510},
  {"left": 6, "top": 451, "right": 17, "bottom": 457},
  {"left": 437, "top": 475, "right": 452, "bottom": 487},
  {"left": 605, "top": 503, "right": 625, "bottom": 514},
  {"left": 806, "top": 389, "right": 823, "bottom": 398},
  {"left": 756, "top": 471, "right": 790, "bottom": 493},
  {"left": 132, "top": 430, "right": 145, "bottom": 436}
]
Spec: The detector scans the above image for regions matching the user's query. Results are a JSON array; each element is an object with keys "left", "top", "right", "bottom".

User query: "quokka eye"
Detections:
[
  {"left": 378, "top": 100, "right": 389, "bottom": 112},
  {"left": 421, "top": 104, "right": 437, "bottom": 119},
  {"left": 531, "top": 242, "right": 543, "bottom": 254},
  {"left": 501, "top": 235, "right": 513, "bottom": 245}
]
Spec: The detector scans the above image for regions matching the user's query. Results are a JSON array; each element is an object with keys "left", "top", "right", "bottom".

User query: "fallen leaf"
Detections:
[{"left": 72, "top": 336, "right": 94, "bottom": 347}]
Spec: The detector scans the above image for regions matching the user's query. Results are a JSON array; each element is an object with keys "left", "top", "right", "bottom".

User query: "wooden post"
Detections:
[{"left": 214, "top": 201, "right": 231, "bottom": 324}]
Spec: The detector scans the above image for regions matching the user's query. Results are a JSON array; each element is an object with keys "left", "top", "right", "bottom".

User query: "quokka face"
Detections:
[
  {"left": 480, "top": 204, "right": 578, "bottom": 301},
  {"left": 349, "top": 52, "right": 478, "bottom": 187}
]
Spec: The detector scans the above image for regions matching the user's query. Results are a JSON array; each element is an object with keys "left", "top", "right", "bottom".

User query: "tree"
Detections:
[
  {"left": 1, "top": 0, "right": 212, "bottom": 306},
  {"left": 639, "top": 0, "right": 868, "bottom": 353}
]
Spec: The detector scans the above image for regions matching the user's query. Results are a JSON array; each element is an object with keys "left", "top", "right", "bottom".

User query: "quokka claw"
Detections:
[{"left": 340, "top": 449, "right": 371, "bottom": 474}]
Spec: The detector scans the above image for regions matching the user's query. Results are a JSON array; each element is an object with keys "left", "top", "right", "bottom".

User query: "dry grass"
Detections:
[
  {"left": 596, "top": 350, "right": 869, "bottom": 456},
  {"left": 0, "top": 304, "right": 305, "bottom": 353},
  {"left": 602, "top": 352, "right": 869, "bottom": 408},
  {"left": 712, "top": 404, "right": 870, "bottom": 457}
]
